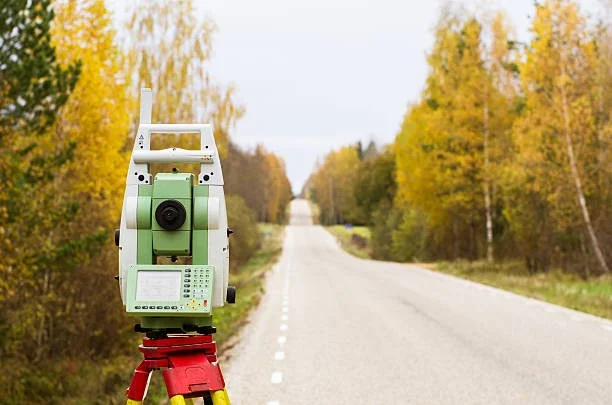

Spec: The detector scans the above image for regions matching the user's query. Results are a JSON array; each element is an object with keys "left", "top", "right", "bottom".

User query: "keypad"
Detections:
[{"left": 130, "top": 266, "right": 212, "bottom": 313}]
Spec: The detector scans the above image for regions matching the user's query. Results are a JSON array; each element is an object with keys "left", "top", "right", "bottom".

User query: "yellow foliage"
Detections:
[
  {"left": 52, "top": 0, "right": 132, "bottom": 221},
  {"left": 309, "top": 146, "right": 361, "bottom": 224},
  {"left": 125, "top": 0, "right": 244, "bottom": 158}
]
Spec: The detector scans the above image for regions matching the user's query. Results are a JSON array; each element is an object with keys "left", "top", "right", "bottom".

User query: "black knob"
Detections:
[
  {"left": 114, "top": 229, "right": 120, "bottom": 246},
  {"left": 226, "top": 286, "right": 236, "bottom": 304},
  {"left": 155, "top": 199, "right": 186, "bottom": 230},
  {"left": 227, "top": 228, "right": 234, "bottom": 237}
]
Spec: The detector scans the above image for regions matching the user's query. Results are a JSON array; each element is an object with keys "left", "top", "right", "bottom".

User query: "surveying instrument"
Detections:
[{"left": 116, "top": 89, "right": 234, "bottom": 404}]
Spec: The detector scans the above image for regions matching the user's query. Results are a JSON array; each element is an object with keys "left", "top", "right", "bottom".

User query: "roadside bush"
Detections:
[{"left": 227, "top": 194, "right": 261, "bottom": 269}]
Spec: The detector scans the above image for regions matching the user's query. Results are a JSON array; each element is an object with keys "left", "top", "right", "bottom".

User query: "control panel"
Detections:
[{"left": 126, "top": 264, "right": 214, "bottom": 315}]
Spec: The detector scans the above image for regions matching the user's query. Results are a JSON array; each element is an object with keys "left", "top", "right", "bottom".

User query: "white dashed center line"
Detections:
[
  {"left": 271, "top": 371, "right": 283, "bottom": 384},
  {"left": 269, "top": 252, "right": 290, "bottom": 403}
]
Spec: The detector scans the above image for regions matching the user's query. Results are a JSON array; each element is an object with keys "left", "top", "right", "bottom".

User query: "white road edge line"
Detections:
[
  {"left": 280, "top": 323, "right": 288, "bottom": 331},
  {"left": 277, "top": 336, "right": 287, "bottom": 345},
  {"left": 267, "top": 401, "right": 280, "bottom": 405},
  {"left": 274, "top": 351, "right": 285, "bottom": 360}
]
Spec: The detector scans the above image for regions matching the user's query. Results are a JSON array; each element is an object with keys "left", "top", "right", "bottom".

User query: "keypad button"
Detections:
[
  {"left": 135, "top": 306, "right": 141, "bottom": 309},
  {"left": 184, "top": 284, "right": 190, "bottom": 288},
  {"left": 171, "top": 306, "right": 178, "bottom": 309},
  {"left": 184, "top": 289, "right": 190, "bottom": 293},
  {"left": 156, "top": 306, "right": 163, "bottom": 309},
  {"left": 142, "top": 306, "right": 148, "bottom": 309},
  {"left": 164, "top": 306, "right": 170, "bottom": 309},
  {"left": 183, "top": 294, "right": 190, "bottom": 298}
]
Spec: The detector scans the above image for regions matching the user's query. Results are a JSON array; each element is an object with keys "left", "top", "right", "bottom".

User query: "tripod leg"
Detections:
[
  {"left": 169, "top": 395, "right": 196, "bottom": 405},
  {"left": 126, "top": 360, "right": 152, "bottom": 405},
  {"left": 210, "top": 388, "right": 231, "bottom": 405}
]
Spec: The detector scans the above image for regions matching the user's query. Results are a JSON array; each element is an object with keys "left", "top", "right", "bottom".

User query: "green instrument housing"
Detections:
[
  {"left": 151, "top": 173, "right": 193, "bottom": 256},
  {"left": 127, "top": 172, "right": 215, "bottom": 329}
]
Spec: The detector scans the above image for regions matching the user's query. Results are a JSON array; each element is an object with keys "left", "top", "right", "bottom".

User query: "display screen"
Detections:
[{"left": 136, "top": 271, "right": 181, "bottom": 302}]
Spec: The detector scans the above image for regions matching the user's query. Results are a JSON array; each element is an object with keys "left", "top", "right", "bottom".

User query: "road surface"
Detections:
[{"left": 223, "top": 199, "right": 612, "bottom": 404}]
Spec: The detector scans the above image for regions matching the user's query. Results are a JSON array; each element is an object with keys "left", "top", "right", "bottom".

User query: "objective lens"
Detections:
[{"left": 155, "top": 200, "right": 186, "bottom": 230}]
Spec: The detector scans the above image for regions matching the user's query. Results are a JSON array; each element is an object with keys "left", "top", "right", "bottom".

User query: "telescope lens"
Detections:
[{"left": 155, "top": 200, "right": 187, "bottom": 230}]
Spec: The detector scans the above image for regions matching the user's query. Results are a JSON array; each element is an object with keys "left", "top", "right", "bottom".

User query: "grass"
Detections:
[
  {"left": 435, "top": 261, "right": 612, "bottom": 320},
  {"left": 327, "top": 225, "right": 371, "bottom": 259},
  {"left": 213, "top": 223, "right": 284, "bottom": 346}
]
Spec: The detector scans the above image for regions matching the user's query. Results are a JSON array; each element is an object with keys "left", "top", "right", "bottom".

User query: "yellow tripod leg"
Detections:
[
  {"left": 126, "top": 399, "right": 143, "bottom": 405},
  {"left": 210, "top": 388, "right": 231, "bottom": 405},
  {"left": 169, "top": 395, "right": 196, "bottom": 405}
]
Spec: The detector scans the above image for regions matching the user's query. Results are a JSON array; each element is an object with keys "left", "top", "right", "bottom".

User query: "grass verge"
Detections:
[
  {"left": 326, "top": 225, "right": 371, "bottom": 259},
  {"left": 436, "top": 261, "right": 612, "bottom": 320},
  {"left": 214, "top": 223, "right": 284, "bottom": 346}
]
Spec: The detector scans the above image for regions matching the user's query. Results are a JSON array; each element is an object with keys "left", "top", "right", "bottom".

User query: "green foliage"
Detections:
[
  {"left": 0, "top": 0, "right": 80, "bottom": 136},
  {"left": 226, "top": 194, "right": 261, "bottom": 269},
  {"left": 369, "top": 199, "right": 400, "bottom": 260},
  {"left": 354, "top": 147, "right": 397, "bottom": 224}
]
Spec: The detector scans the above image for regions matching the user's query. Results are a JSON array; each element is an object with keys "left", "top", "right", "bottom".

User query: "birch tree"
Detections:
[
  {"left": 514, "top": 0, "right": 609, "bottom": 273},
  {"left": 125, "top": 0, "right": 243, "bottom": 157}
]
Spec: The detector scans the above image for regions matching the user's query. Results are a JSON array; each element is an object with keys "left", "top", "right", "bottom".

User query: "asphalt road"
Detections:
[{"left": 223, "top": 199, "right": 612, "bottom": 405}]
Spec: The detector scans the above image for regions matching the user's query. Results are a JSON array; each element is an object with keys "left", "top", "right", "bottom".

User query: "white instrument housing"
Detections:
[{"left": 118, "top": 88, "right": 229, "bottom": 308}]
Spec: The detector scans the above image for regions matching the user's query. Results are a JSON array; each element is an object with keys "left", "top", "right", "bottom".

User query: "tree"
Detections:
[
  {"left": 125, "top": 0, "right": 243, "bottom": 157},
  {"left": 0, "top": 0, "right": 86, "bottom": 396},
  {"left": 396, "top": 14, "right": 486, "bottom": 260},
  {"left": 308, "top": 146, "right": 361, "bottom": 225},
  {"left": 222, "top": 142, "right": 292, "bottom": 223},
  {"left": 511, "top": 0, "right": 609, "bottom": 273},
  {"left": 43, "top": 0, "right": 134, "bottom": 355},
  {"left": 354, "top": 147, "right": 396, "bottom": 224},
  {"left": 0, "top": 0, "right": 80, "bottom": 136}
]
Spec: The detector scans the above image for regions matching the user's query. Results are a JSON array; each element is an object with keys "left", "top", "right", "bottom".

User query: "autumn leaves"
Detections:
[{"left": 308, "top": 0, "right": 611, "bottom": 275}]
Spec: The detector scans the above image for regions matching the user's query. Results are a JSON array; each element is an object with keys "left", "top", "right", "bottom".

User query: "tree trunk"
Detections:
[
  {"left": 483, "top": 97, "right": 494, "bottom": 263},
  {"left": 328, "top": 177, "right": 335, "bottom": 225},
  {"left": 560, "top": 84, "right": 610, "bottom": 273}
]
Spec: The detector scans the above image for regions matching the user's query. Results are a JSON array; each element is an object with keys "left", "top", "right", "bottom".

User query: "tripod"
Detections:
[{"left": 125, "top": 334, "right": 231, "bottom": 405}]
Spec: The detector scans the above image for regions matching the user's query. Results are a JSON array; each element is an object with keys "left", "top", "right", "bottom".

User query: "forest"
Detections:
[
  {"left": 0, "top": 0, "right": 291, "bottom": 401},
  {"left": 307, "top": 0, "right": 611, "bottom": 276}
]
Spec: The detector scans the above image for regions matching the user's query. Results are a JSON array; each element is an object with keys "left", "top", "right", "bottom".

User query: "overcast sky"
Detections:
[{"left": 111, "top": 0, "right": 603, "bottom": 193}]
